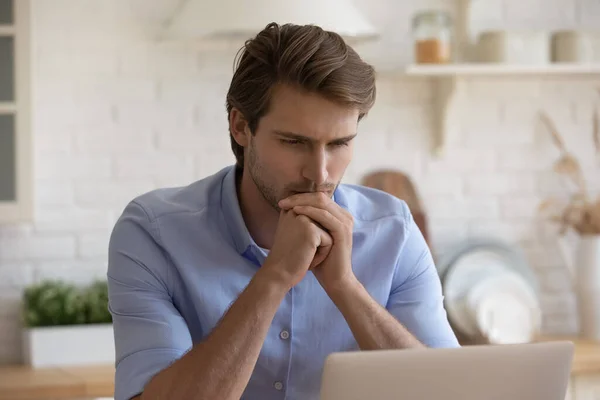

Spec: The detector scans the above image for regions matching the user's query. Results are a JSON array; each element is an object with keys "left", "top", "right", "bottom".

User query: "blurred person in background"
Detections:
[{"left": 107, "top": 21, "right": 458, "bottom": 400}]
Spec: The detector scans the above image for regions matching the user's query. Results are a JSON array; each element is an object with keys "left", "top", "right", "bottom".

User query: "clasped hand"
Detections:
[{"left": 277, "top": 192, "right": 355, "bottom": 292}]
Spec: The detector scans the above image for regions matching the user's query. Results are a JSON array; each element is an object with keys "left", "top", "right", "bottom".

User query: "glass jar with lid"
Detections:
[{"left": 412, "top": 10, "right": 453, "bottom": 64}]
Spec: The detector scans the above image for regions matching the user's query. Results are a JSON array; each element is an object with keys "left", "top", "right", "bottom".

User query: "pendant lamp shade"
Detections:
[{"left": 161, "top": 0, "right": 378, "bottom": 42}]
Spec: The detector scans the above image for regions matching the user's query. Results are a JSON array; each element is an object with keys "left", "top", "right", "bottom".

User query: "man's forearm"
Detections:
[
  {"left": 141, "top": 267, "right": 289, "bottom": 400},
  {"left": 328, "top": 277, "right": 425, "bottom": 350}
]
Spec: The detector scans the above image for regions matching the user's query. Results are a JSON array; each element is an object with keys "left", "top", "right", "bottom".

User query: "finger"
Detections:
[
  {"left": 296, "top": 213, "right": 333, "bottom": 244},
  {"left": 310, "top": 243, "right": 331, "bottom": 269},
  {"left": 280, "top": 192, "right": 349, "bottom": 224},
  {"left": 294, "top": 205, "right": 344, "bottom": 240},
  {"left": 310, "top": 226, "right": 333, "bottom": 269},
  {"left": 316, "top": 222, "right": 333, "bottom": 248},
  {"left": 279, "top": 192, "right": 328, "bottom": 209}
]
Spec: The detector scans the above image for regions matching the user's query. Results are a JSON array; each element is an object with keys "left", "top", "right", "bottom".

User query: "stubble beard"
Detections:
[
  {"left": 247, "top": 139, "right": 285, "bottom": 212},
  {"left": 247, "top": 139, "right": 339, "bottom": 213}
]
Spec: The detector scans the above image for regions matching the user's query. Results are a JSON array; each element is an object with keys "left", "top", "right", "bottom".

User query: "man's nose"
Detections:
[{"left": 302, "top": 148, "right": 328, "bottom": 185}]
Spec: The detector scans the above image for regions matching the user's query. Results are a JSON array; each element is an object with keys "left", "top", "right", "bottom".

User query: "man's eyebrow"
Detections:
[
  {"left": 273, "top": 131, "right": 312, "bottom": 141},
  {"left": 330, "top": 133, "right": 358, "bottom": 143},
  {"left": 273, "top": 130, "right": 357, "bottom": 143}
]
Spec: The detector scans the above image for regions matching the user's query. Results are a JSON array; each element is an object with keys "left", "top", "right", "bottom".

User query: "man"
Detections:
[{"left": 107, "top": 22, "right": 459, "bottom": 400}]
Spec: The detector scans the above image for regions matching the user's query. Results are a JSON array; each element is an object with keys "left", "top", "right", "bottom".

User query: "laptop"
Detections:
[{"left": 320, "top": 341, "right": 574, "bottom": 400}]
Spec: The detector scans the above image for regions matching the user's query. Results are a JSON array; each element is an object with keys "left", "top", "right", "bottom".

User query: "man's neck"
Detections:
[{"left": 236, "top": 166, "right": 279, "bottom": 250}]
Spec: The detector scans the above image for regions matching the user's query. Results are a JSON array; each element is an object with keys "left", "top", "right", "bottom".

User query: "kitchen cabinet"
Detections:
[
  {"left": 0, "top": 0, "right": 32, "bottom": 223},
  {"left": 572, "top": 375, "right": 600, "bottom": 399},
  {"left": 567, "top": 383, "right": 574, "bottom": 400},
  {"left": 567, "top": 373, "right": 600, "bottom": 400}
]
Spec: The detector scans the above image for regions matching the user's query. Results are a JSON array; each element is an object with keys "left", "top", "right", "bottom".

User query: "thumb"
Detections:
[{"left": 309, "top": 229, "right": 333, "bottom": 269}]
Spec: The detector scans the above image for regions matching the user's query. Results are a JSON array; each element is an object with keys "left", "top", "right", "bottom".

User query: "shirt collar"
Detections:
[{"left": 221, "top": 165, "right": 254, "bottom": 255}]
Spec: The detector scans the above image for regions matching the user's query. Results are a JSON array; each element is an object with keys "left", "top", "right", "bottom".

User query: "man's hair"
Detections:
[{"left": 226, "top": 22, "right": 377, "bottom": 168}]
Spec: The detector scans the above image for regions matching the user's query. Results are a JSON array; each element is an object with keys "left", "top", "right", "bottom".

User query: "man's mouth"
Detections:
[{"left": 290, "top": 189, "right": 331, "bottom": 195}]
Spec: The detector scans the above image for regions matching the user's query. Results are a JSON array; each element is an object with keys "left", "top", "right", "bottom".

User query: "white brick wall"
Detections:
[
  {"left": 0, "top": 235, "right": 77, "bottom": 261},
  {"left": 0, "top": 0, "right": 598, "bottom": 364}
]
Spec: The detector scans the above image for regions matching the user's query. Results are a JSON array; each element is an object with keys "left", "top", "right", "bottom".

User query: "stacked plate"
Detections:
[{"left": 438, "top": 240, "right": 542, "bottom": 345}]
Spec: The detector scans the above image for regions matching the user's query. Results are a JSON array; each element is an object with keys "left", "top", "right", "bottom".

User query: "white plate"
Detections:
[
  {"left": 438, "top": 239, "right": 539, "bottom": 293},
  {"left": 442, "top": 245, "right": 539, "bottom": 339},
  {"left": 469, "top": 271, "right": 541, "bottom": 344},
  {"left": 445, "top": 296, "right": 478, "bottom": 336},
  {"left": 476, "top": 293, "right": 539, "bottom": 344},
  {"left": 444, "top": 250, "right": 513, "bottom": 336},
  {"left": 467, "top": 270, "right": 539, "bottom": 316}
]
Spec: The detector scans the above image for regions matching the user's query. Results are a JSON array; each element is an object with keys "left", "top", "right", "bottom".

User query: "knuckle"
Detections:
[
  {"left": 301, "top": 215, "right": 313, "bottom": 225},
  {"left": 297, "top": 215, "right": 313, "bottom": 233},
  {"left": 344, "top": 225, "right": 353, "bottom": 237},
  {"left": 307, "top": 230, "right": 320, "bottom": 247},
  {"left": 317, "top": 192, "right": 328, "bottom": 206},
  {"left": 296, "top": 215, "right": 310, "bottom": 228},
  {"left": 345, "top": 213, "right": 354, "bottom": 227}
]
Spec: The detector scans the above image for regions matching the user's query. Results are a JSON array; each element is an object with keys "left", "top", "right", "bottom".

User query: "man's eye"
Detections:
[
  {"left": 281, "top": 139, "right": 301, "bottom": 145},
  {"left": 331, "top": 142, "right": 349, "bottom": 147}
]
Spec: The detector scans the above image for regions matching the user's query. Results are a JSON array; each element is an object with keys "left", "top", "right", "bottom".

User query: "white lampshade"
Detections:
[{"left": 161, "top": 0, "right": 379, "bottom": 43}]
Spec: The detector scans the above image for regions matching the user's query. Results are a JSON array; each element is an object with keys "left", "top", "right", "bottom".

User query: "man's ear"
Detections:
[{"left": 229, "top": 108, "right": 251, "bottom": 147}]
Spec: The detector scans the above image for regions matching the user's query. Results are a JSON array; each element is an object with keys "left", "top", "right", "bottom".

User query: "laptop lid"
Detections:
[{"left": 320, "top": 341, "right": 574, "bottom": 400}]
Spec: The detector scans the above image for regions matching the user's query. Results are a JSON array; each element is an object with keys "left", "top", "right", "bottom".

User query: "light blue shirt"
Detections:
[{"left": 107, "top": 165, "right": 459, "bottom": 400}]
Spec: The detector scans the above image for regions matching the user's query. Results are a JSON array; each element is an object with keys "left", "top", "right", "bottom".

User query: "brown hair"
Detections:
[{"left": 226, "top": 22, "right": 377, "bottom": 168}]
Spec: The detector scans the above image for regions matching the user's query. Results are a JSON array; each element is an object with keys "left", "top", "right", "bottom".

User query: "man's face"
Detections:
[{"left": 245, "top": 84, "right": 359, "bottom": 211}]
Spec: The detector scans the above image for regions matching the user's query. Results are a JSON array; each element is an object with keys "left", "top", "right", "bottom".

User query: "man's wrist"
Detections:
[
  {"left": 254, "top": 261, "right": 295, "bottom": 295},
  {"left": 323, "top": 272, "right": 362, "bottom": 304}
]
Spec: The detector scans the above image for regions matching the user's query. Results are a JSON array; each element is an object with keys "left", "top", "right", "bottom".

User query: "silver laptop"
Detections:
[{"left": 320, "top": 341, "right": 574, "bottom": 400}]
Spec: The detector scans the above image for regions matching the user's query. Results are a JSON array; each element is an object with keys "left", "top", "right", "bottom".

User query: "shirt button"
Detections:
[
  {"left": 280, "top": 330, "right": 290, "bottom": 340},
  {"left": 274, "top": 381, "right": 284, "bottom": 391}
]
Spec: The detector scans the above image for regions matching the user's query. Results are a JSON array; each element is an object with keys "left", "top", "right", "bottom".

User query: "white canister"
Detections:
[
  {"left": 552, "top": 31, "right": 594, "bottom": 63},
  {"left": 560, "top": 235, "right": 600, "bottom": 340},
  {"left": 591, "top": 33, "right": 600, "bottom": 62},
  {"left": 475, "top": 31, "right": 550, "bottom": 64}
]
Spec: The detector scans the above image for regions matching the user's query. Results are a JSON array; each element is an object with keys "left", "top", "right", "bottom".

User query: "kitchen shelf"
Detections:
[
  {"left": 406, "top": 63, "right": 600, "bottom": 76},
  {"left": 0, "top": 26, "right": 15, "bottom": 35},
  {"left": 0, "top": 103, "right": 17, "bottom": 113},
  {"left": 403, "top": 63, "right": 600, "bottom": 157}
]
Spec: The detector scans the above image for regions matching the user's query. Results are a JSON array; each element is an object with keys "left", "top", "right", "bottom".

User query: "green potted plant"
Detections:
[{"left": 21, "top": 279, "right": 115, "bottom": 367}]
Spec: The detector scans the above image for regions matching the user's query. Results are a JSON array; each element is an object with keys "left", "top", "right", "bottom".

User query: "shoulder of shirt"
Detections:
[
  {"left": 120, "top": 167, "right": 229, "bottom": 223},
  {"left": 336, "top": 183, "right": 411, "bottom": 224}
]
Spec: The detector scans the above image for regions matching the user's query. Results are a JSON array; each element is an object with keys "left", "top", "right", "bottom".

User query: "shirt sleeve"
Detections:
[
  {"left": 107, "top": 201, "right": 193, "bottom": 400},
  {"left": 386, "top": 206, "right": 460, "bottom": 348}
]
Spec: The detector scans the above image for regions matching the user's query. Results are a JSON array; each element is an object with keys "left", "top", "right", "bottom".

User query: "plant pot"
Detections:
[{"left": 22, "top": 324, "right": 115, "bottom": 367}]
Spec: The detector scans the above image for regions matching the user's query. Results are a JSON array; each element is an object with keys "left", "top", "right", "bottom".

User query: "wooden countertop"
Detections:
[
  {"left": 540, "top": 336, "right": 600, "bottom": 375},
  {"left": 0, "top": 364, "right": 115, "bottom": 400},
  {"left": 1, "top": 337, "right": 600, "bottom": 399}
]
